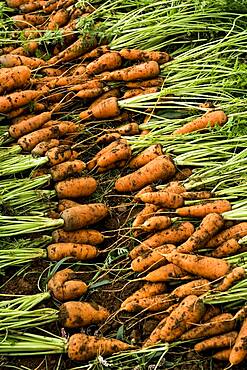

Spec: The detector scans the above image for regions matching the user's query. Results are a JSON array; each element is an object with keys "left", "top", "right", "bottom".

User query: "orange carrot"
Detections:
[
  {"left": 61, "top": 203, "right": 109, "bottom": 231},
  {"left": 121, "top": 294, "right": 175, "bottom": 312},
  {"left": 194, "top": 331, "right": 238, "bottom": 352},
  {"left": 159, "top": 295, "right": 206, "bottom": 342},
  {"left": 12, "top": 14, "right": 46, "bottom": 28},
  {"left": 131, "top": 244, "right": 176, "bottom": 272},
  {"left": 9, "top": 112, "right": 52, "bottom": 139},
  {"left": 216, "top": 267, "right": 246, "bottom": 292},
  {"left": 46, "top": 145, "right": 79, "bottom": 166},
  {"left": 129, "top": 145, "right": 163, "bottom": 169},
  {"left": 97, "top": 139, "right": 131, "bottom": 168},
  {"left": 163, "top": 181, "right": 186, "bottom": 194},
  {"left": 47, "top": 9, "right": 69, "bottom": 30},
  {"left": 126, "top": 77, "right": 164, "bottom": 88},
  {"left": 122, "top": 87, "right": 158, "bottom": 99},
  {"left": 230, "top": 318, "right": 247, "bottom": 365},
  {"left": 0, "top": 66, "right": 30, "bottom": 94},
  {"left": 0, "top": 90, "right": 40, "bottom": 113},
  {"left": 206, "top": 222, "right": 247, "bottom": 248},
  {"left": 57, "top": 199, "right": 81, "bottom": 212},
  {"left": 134, "top": 185, "right": 154, "bottom": 202},
  {"left": 76, "top": 88, "right": 103, "bottom": 99},
  {"left": 129, "top": 222, "right": 195, "bottom": 259},
  {"left": 213, "top": 348, "right": 231, "bottom": 361},
  {"left": 176, "top": 200, "right": 232, "bottom": 218},
  {"left": 52, "top": 229, "right": 104, "bottom": 245},
  {"left": 69, "top": 80, "right": 103, "bottom": 92},
  {"left": 81, "top": 46, "right": 110, "bottom": 60},
  {"left": 96, "top": 133, "right": 121, "bottom": 145},
  {"left": 119, "top": 49, "right": 171, "bottom": 64},
  {"left": 143, "top": 263, "right": 188, "bottom": 282},
  {"left": 171, "top": 279, "right": 211, "bottom": 298},
  {"left": 86, "top": 52, "right": 122, "bottom": 75},
  {"left": 79, "top": 97, "right": 120, "bottom": 120},
  {"left": 210, "top": 239, "right": 241, "bottom": 258},
  {"left": 120, "top": 282, "right": 166, "bottom": 309},
  {"left": 132, "top": 204, "right": 159, "bottom": 230},
  {"left": 180, "top": 191, "right": 213, "bottom": 200},
  {"left": 97, "top": 160, "right": 126, "bottom": 173},
  {"left": 0, "top": 54, "right": 45, "bottom": 68},
  {"left": 165, "top": 252, "right": 231, "bottom": 280},
  {"left": 201, "top": 306, "right": 221, "bottom": 323},
  {"left": 173, "top": 110, "right": 228, "bottom": 135},
  {"left": 172, "top": 168, "right": 193, "bottom": 181},
  {"left": 19, "top": 1, "right": 47, "bottom": 12},
  {"left": 47, "top": 243, "right": 98, "bottom": 261},
  {"left": 55, "top": 177, "right": 97, "bottom": 198},
  {"left": 31, "top": 139, "right": 60, "bottom": 156},
  {"left": 101, "top": 61, "right": 160, "bottom": 81},
  {"left": 89, "top": 88, "right": 120, "bottom": 109},
  {"left": 6, "top": 103, "right": 45, "bottom": 119},
  {"left": 181, "top": 313, "right": 235, "bottom": 340},
  {"left": 50, "top": 160, "right": 86, "bottom": 182},
  {"left": 141, "top": 215, "right": 172, "bottom": 232},
  {"left": 177, "top": 213, "right": 224, "bottom": 253},
  {"left": 115, "top": 155, "right": 176, "bottom": 193},
  {"left": 67, "top": 333, "right": 133, "bottom": 361},
  {"left": 139, "top": 191, "right": 184, "bottom": 208},
  {"left": 110, "top": 122, "right": 140, "bottom": 135},
  {"left": 59, "top": 301, "right": 109, "bottom": 328}
]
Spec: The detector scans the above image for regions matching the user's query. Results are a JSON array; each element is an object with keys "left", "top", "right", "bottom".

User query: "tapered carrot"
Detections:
[
  {"left": 89, "top": 88, "right": 120, "bottom": 109},
  {"left": 46, "top": 145, "right": 79, "bottom": 166},
  {"left": 115, "top": 155, "right": 176, "bottom": 193},
  {"left": 210, "top": 239, "right": 241, "bottom": 258},
  {"left": 97, "top": 140, "right": 131, "bottom": 168},
  {"left": 141, "top": 216, "right": 172, "bottom": 232},
  {"left": 129, "top": 145, "right": 163, "bottom": 169},
  {"left": 0, "top": 66, "right": 31, "bottom": 94},
  {"left": 206, "top": 222, "right": 247, "bottom": 248},
  {"left": 181, "top": 313, "right": 235, "bottom": 340},
  {"left": 101, "top": 61, "right": 160, "bottom": 81},
  {"left": 122, "top": 87, "right": 158, "bottom": 99},
  {"left": 129, "top": 222, "right": 194, "bottom": 259},
  {"left": 230, "top": 319, "right": 247, "bottom": 365},
  {"left": 31, "top": 139, "right": 60, "bottom": 156},
  {"left": 6, "top": 103, "right": 45, "bottom": 119},
  {"left": 201, "top": 306, "right": 221, "bottom": 323},
  {"left": 0, "top": 90, "right": 40, "bottom": 113},
  {"left": 52, "top": 229, "right": 104, "bottom": 245},
  {"left": 97, "top": 160, "right": 126, "bottom": 173},
  {"left": 47, "top": 9, "right": 69, "bottom": 30},
  {"left": 79, "top": 97, "right": 120, "bottom": 120},
  {"left": 96, "top": 133, "right": 121, "bottom": 145},
  {"left": 110, "top": 122, "right": 140, "bottom": 135},
  {"left": 165, "top": 252, "right": 231, "bottom": 280},
  {"left": 120, "top": 49, "right": 171, "bottom": 64},
  {"left": 132, "top": 204, "right": 159, "bottom": 230},
  {"left": 9, "top": 112, "right": 52, "bottom": 139},
  {"left": 81, "top": 46, "right": 110, "bottom": 60},
  {"left": 159, "top": 295, "right": 206, "bottom": 342},
  {"left": 131, "top": 244, "right": 176, "bottom": 272},
  {"left": 20, "top": 1, "right": 47, "bottom": 12},
  {"left": 0, "top": 54, "right": 45, "bottom": 69},
  {"left": 86, "top": 52, "right": 122, "bottom": 75},
  {"left": 67, "top": 333, "right": 133, "bottom": 361},
  {"left": 69, "top": 80, "right": 103, "bottom": 92},
  {"left": 55, "top": 177, "right": 96, "bottom": 198},
  {"left": 171, "top": 279, "right": 211, "bottom": 298},
  {"left": 173, "top": 110, "right": 228, "bottom": 135},
  {"left": 6, "top": 0, "right": 27, "bottom": 7},
  {"left": 59, "top": 301, "right": 109, "bottom": 328},
  {"left": 120, "top": 282, "right": 166, "bottom": 309},
  {"left": 181, "top": 191, "right": 213, "bottom": 200},
  {"left": 213, "top": 348, "right": 231, "bottom": 361},
  {"left": 176, "top": 200, "right": 232, "bottom": 218},
  {"left": 163, "top": 181, "right": 186, "bottom": 194},
  {"left": 143, "top": 263, "right": 187, "bottom": 282},
  {"left": 177, "top": 213, "right": 224, "bottom": 253},
  {"left": 47, "top": 243, "right": 98, "bottom": 261},
  {"left": 50, "top": 160, "right": 86, "bottom": 182},
  {"left": 57, "top": 200, "right": 81, "bottom": 212},
  {"left": 11, "top": 42, "right": 39, "bottom": 57},
  {"left": 139, "top": 191, "right": 184, "bottom": 209},
  {"left": 76, "top": 88, "right": 103, "bottom": 99},
  {"left": 126, "top": 77, "right": 164, "bottom": 88},
  {"left": 61, "top": 203, "right": 109, "bottom": 231},
  {"left": 12, "top": 14, "right": 46, "bottom": 28},
  {"left": 121, "top": 294, "right": 175, "bottom": 312},
  {"left": 195, "top": 331, "right": 238, "bottom": 352},
  {"left": 216, "top": 267, "right": 246, "bottom": 292},
  {"left": 134, "top": 185, "right": 154, "bottom": 202}
]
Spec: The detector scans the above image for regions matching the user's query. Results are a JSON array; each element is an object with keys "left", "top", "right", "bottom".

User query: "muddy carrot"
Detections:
[
  {"left": 126, "top": 77, "right": 164, "bottom": 88},
  {"left": 121, "top": 294, "right": 175, "bottom": 312},
  {"left": 129, "top": 145, "right": 163, "bottom": 169},
  {"left": 89, "top": 88, "right": 120, "bottom": 109},
  {"left": 230, "top": 318, "right": 247, "bottom": 365},
  {"left": 132, "top": 204, "right": 159, "bottom": 230},
  {"left": 131, "top": 244, "right": 175, "bottom": 272},
  {"left": 181, "top": 191, "right": 213, "bottom": 200},
  {"left": 47, "top": 243, "right": 98, "bottom": 261},
  {"left": 213, "top": 348, "right": 231, "bottom": 361},
  {"left": 31, "top": 139, "right": 60, "bottom": 156},
  {"left": 216, "top": 267, "right": 246, "bottom": 292},
  {"left": 0, "top": 54, "right": 45, "bottom": 68},
  {"left": 122, "top": 87, "right": 158, "bottom": 99},
  {"left": 171, "top": 279, "right": 211, "bottom": 298},
  {"left": 47, "top": 9, "right": 69, "bottom": 30},
  {"left": 195, "top": 331, "right": 238, "bottom": 352},
  {"left": 134, "top": 185, "right": 154, "bottom": 202},
  {"left": 79, "top": 97, "right": 120, "bottom": 120},
  {"left": 141, "top": 216, "right": 172, "bottom": 232},
  {"left": 120, "top": 282, "right": 166, "bottom": 309},
  {"left": 0, "top": 90, "right": 40, "bottom": 113},
  {"left": 55, "top": 177, "right": 97, "bottom": 198},
  {"left": 119, "top": 49, "right": 170, "bottom": 64},
  {"left": 110, "top": 122, "right": 140, "bottom": 135},
  {"left": 210, "top": 239, "right": 241, "bottom": 258},
  {"left": 50, "top": 160, "right": 86, "bottom": 182},
  {"left": 46, "top": 145, "right": 79, "bottom": 166},
  {"left": 0, "top": 66, "right": 30, "bottom": 94},
  {"left": 101, "top": 61, "right": 160, "bottom": 81},
  {"left": 143, "top": 263, "right": 187, "bottom": 282},
  {"left": 12, "top": 14, "right": 46, "bottom": 28},
  {"left": 52, "top": 229, "right": 104, "bottom": 245},
  {"left": 206, "top": 222, "right": 247, "bottom": 248},
  {"left": 139, "top": 191, "right": 184, "bottom": 209},
  {"left": 176, "top": 200, "right": 232, "bottom": 218},
  {"left": 86, "top": 52, "right": 122, "bottom": 75},
  {"left": 163, "top": 181, "right": 186, "bottom": 194},
  {"left": 9, "top": 112, "right": 52, "bottom": 139},
  {"left": 172, "top": 168, "right": 193, "bottom": 181},
  {"left": 96, "top": 133, "right": 122, "bottom": 145},
  {"left": 76, "top": 88, "right": 103, "bottom": 99}
]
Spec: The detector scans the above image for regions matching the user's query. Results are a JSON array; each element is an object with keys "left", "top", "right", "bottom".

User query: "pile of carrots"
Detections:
[{"left": 1, "top": 0, "right": 247, "bottom": 368}]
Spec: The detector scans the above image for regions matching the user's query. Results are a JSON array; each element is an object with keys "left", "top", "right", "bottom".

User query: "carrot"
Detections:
[
  {"left": 129, "top": 222, "right": 195, "bottom": 259},
  {"left": 163, "top": 181, "right": 186, "bottom": 194},
  {"left": 159, "top": 295, "right": 206, "bottom": 342},
  {"left": 194, "top": 331, "right": 238, "bottom": 352},
  {"left": 101, "top": 61, "right": 160, "bottom": 81},
  {"left": 52, "top": 229, "right": 104, "bottom": 245},
  {"left": 97, "top": 140, "right": 132, "bottom": 168},
  {"left": 31, "top": 139, "right": 60, "bottom": 156},
  {"left": 121, "top": 294, "right": 175, "bottom": 312},
  {"left": 96, "top": 133, "right": 121, "bottom": 145},
  {"left": 46, "top": 145, "right": 79, "bottom": 166},
  {"left": 79, "top": 97, "right": 120, "bottom": 120},
  {"left": 50, "top": 160, "right": 86, "bottom": 182},
  {"left": 20, "top": 1, "right": 47, "bottom": 12},
  {"left": 129, "top": 145, "right": 163, "bottom": 169},
  {"left": 177, "top": 213, "right": 224, "bottom": 253},
  {"left": 141, "top": 216, "right": 172, "bottom": 232},
  {"left": 9, "top": 112, "right": 52, "bottom": 139},
  {"left": 97, "top": 159, "right": 126, "bottom": 173},
  {"left": 59, "top": 301, "right": 109, "bottom": 328},
  {"left": 41, "top": 67, "right": 64, "bottom": 76},
  {"left": 47, "top": 9, "right": 69, "bottom": 30},
  {"left": 173, "top": 110, "right": 228, "bottom": 135},
  {"left": 0, "top": 55, "right": 45, "bottom": 69},
  {"left": 131, "top": 244, "right": 176, "bottom": 272},
  {"left": 111, "top": 122, "right": 140, "bottom": 135},
  {"left": 139, "top": 191, "right": 184, "bottom": 209},
  {"left": 134, "top": 185, "right": 154, "bottom": 203},
  {"left": 181, "top": 313, "right": 235, "bottom": 340},
  {"left": 47, "top": 268, "right": 87, "bottom": 301},
  {"left": 0, "top": 66, "right": 30, "bottom": 94},
  {"left": 172, "top": 168, "right": 193, "bottom": 181},
  {"left": 47, "top": 243, "right": 98, "bottom": 261},
  {"left": 119, "top": 49, "right": 171, "bottom": 64},
  {"left": 55, "top": 176, "right": 97, "bottom": 198},
  {"left": 61, "top": 203, "right": 109, "bottom": 231},
  {"left": 201, "top": 306, "right": 221, "bottom": 323},
  {"left": 12, "top": 14, "right": 46, "bottom": 28},
  {"left": 210, "top": 239, "right": 241, "bottom": 258},
  {"left": 11, "top": 42, "right": 39, "bottom": 57},
  {"left": 180, "top": 191, "right": 213, "bottom": 200},
  {"left": 165, "top": 252, "right": 231, "bottom": 280},
  {"left": 0, "top": 90, "right": 40, "bottom": 113},
  {"left": 6, "top": 0, "right": 27, "bottom": 7},
  {"left": 115, "top": 155, "right": 176, "bottom": 193},
  {"left": 230, "top": 318, "right": 247, "bottom": 365},
  {"left": 81, "top": 46, "right": 110, "bottom": 60},
  {"left": 143, "top": 263, "right": 188, "bottom": 282},
  {"left": 69, "top": 80, "right": 103, "bottom": 92},
  {"left": 18, "top": 122, "right": 77, "bottom": 151},
  {"left": 120, "top": 282, "right": 166, "bottom": 309},
  {"left": 86, "top": 52, "right": 122, "bottom": 75},
  {"left": 176, "top": 200, "right": 232, "bottom": 218},
  {"left": 122, "top": 87, "right": 158, "bottom": 99},
  {"left": 132, "top": 204, "right": 159, "bottom": 230},
  {"left": 216, "top": 267, "right": 246, "bottom": 292},
  {"left": 206, "top": 222, "right": 247, "bottom": 248},
  {"left": 6, "top": 103, "right": 45, "bottom": 119},
  {"left": 67, "top": 333, "right": 133, "bottom": 361},
  {"left": 76, "top": 88, "right": 103, "bottom": 99},
  {"left": 171, "top": 279, "right": 211, "bottom": 299},
  {"left": 57, "top": 200, "right": 81, "bottom": 212},
  {"left": 213, "top": 348, "right": 231, "bottom": 361},
  {"left": 126, "top": 78, "right": 164, "bottom": 88}
]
